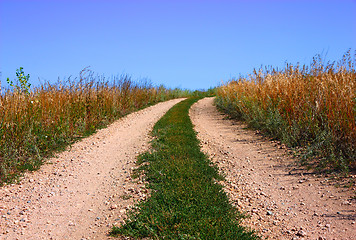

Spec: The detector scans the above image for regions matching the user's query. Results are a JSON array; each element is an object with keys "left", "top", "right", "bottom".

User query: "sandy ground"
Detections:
[
  {"left": 0, "top": 98, "right": 184, "bottom": 240},
  {"left": 1, "top": 97, "right": 355, "bottom": 240},
  {"left": 190, "top": 97, "right": 355, "bottom": 240}
]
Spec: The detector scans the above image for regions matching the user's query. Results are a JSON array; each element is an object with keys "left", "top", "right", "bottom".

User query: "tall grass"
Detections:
[
  {"left": 0, "top": 68, "right": 188, "bottom": 184},
  {"left": 216, "top": 50, "right": 355, "bottom": 172}
]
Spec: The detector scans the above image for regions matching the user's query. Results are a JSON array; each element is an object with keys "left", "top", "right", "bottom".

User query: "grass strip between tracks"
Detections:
[{"left": 111, "top": 97, "right": 259, "bottom": 239}]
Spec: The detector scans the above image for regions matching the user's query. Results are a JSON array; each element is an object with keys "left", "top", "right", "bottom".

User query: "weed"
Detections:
[
  {"left": 0, "top": 68, "right": 191, "bottom": 185},
  {"left": 6, "top": 67, "right": 31, "bottom": 94},
  {"left": 215, "top": 50, "right": 356, "bottom": 173},
  {"left": 121, "top": 194, "right": 133, "bottom": 200}
]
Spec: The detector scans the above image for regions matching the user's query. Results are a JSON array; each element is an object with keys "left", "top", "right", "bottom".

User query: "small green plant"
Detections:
[
  {"left": 6, "top": 67, "right": 31, "bottom": 94},
  {"left": 121, "top": 194, "right": 132, "bottom": 200}
]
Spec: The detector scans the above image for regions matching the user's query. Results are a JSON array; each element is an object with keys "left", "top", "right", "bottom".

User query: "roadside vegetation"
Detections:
[
  {"left": 0, "top": 68, "right": 190, "bottom": 185},
  {"left": 216, "top": 50, "right": 355, "bottom": 173},
  {"left": 111, "top": 98, "right": 259, "bottom": 240}
]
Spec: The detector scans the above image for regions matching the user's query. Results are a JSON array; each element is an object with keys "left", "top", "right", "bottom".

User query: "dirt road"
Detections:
[
  {"left": 0, "top": 98, "right": 184, "bottom": 240},
  {"left": 1, "top": 97, "right": 355, "bottom": 240},
  {"left": 190, "top": 97, "right": 355, "bottom": 240}
]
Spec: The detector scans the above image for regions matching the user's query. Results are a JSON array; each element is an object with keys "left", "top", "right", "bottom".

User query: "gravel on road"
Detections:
[
  {"left": 190, "top": 97, "right": 355, "bottom": 240},
  {"left": 0, "top": 98, "right": 185, "bottom": 240}
]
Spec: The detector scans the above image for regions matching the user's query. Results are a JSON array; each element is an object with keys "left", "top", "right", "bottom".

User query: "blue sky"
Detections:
[{"left": 1, "top": 0, "right": 355, "bottom": 90}]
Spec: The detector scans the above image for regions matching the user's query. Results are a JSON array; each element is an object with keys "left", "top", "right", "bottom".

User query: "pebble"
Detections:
[
  {"left": 296, "top": 229, "right": 307, "bottom": 237},
  {"left": 110, "top": 204, "right": 118, "bottom": 210},
  {"left": 251, "top": 209, "right": 258, "bottom": 213}
]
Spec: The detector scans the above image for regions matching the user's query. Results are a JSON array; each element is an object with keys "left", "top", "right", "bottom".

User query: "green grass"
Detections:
[{"left": 111, "top": 97, "right": 259, "bottom": 240}]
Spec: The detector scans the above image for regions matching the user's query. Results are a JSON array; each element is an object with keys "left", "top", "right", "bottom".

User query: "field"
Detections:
[
  {"left": 0, "top": 52, "right": 355, "bottom": 239},
  {"left": 215, "top": 50, "right": 355, "bottom": 173},
  {"left": 0, "top": 68, "right": 190, "bottom": 184}
]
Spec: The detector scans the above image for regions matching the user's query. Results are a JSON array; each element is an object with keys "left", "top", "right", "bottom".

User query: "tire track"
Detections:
[
  {"left": 0, "top": 98, "right": 185, "bottom": 240},
  {"left": 190, "top": 97, "right": 355, "bottom": 240}
]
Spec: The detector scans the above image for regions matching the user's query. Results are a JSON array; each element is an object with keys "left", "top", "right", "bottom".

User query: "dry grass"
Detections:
[
  {"left": 216, "top": 50, "right": 355, "bottom": 172},
  {"left": 0, "top": 69, "right": 188, "bottom": 184}
]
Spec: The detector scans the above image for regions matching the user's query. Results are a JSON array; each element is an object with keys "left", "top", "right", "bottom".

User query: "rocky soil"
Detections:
[
  {"left": 190, "top": 97, "right": 355, "bottom": 240},
  {"left": 1, "top": 97, "right": 355, "bottom": 240},
  {"left": 0, "top": 98, "right": 184, "bottom": 240}
]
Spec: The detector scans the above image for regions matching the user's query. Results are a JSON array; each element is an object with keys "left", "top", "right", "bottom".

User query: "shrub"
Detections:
[{"left": 216, "top": 50, "right": 356, "bottom": 172}]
